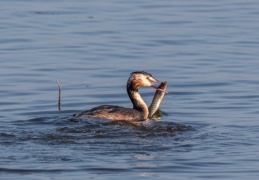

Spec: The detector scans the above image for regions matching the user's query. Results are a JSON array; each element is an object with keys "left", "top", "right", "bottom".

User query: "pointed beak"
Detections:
[
  {"left": 148, "top": 77, "right": 162, "bottom": 83},
  {"left": 148, "top": 77, "right": 168, "bottom": 93},
  {"left": 151, "top": 84, "right": 168, "bottom": 93}
]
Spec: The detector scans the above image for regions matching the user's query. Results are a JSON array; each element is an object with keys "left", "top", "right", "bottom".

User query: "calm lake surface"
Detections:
[{"left": 1, "top": 0, "right": 259, "bottom": 179}]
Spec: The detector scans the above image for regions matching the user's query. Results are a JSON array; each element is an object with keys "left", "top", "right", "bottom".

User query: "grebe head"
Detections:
[{"left": 127, "top": 71, "right": 162, "bottom": 91}]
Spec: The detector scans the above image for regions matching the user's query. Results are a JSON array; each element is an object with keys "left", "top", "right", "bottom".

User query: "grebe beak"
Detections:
[
  {"left": 151, "top": 84, "right": 168, "bottom": 93},
  {"left": 147, "top": 76, "right": 161, "bottom": 83},
  {"left": 148, "top": 77, "right": 168, "bottom": 93}
]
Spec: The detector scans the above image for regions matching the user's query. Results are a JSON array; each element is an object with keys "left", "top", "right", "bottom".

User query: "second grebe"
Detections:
[{"left": 74, "top": 71, "right": 164, "bottom": 121}]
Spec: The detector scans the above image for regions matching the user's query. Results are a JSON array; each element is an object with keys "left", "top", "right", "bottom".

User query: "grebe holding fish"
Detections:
[{"left": 74, "top": 71, "right": 166, "bottom": 121}]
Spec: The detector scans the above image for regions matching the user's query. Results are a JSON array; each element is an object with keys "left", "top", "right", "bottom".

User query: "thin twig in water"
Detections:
[{"left": 56, "top": 81, "right": 61, "bottom": 111}]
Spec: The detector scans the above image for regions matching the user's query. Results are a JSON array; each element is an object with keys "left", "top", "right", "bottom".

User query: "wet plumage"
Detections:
[{"left": 74, "top": 71, "right": 162, "bottom": 121}]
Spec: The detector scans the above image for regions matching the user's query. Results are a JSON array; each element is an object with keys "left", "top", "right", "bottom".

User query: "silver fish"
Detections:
[{"left": 149, "top": 81, "right": 167, "bottom": 119}]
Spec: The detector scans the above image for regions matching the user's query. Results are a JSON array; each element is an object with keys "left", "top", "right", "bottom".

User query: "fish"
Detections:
[{"left": 148, "top": 81, "right": 167, "bottom": 119}]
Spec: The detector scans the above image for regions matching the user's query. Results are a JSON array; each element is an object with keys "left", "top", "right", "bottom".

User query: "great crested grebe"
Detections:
[{"left": 74, "top": 71, "right": 164, "bottom": 121}]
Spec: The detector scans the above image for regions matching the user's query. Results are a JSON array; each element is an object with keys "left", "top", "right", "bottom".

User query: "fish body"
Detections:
[{"left": 148, "top": 81, "right": 167, "bottom": 119}]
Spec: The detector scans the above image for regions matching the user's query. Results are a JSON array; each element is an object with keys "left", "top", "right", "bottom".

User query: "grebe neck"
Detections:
[{"left": 127, "top": 82, "right": 149, "bottom": 119}]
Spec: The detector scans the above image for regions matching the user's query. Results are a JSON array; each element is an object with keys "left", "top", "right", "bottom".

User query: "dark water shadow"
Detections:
[{"left": 2, "top": 113, "right": 193, "bottom": 146}]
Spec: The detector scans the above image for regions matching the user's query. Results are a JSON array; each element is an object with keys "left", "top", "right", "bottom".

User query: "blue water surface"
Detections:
[{"left": 1, "top": 0, "right": 259, "bottom": 179}]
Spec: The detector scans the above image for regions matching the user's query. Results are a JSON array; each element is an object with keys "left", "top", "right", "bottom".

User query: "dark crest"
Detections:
[{"left": 130, "top": 71, "right": 153, "bottom": 77}]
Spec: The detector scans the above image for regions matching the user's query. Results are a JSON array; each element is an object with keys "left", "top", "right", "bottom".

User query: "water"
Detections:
[{"left": 1, "top": 0, "right": 259, "bottom": 179}]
